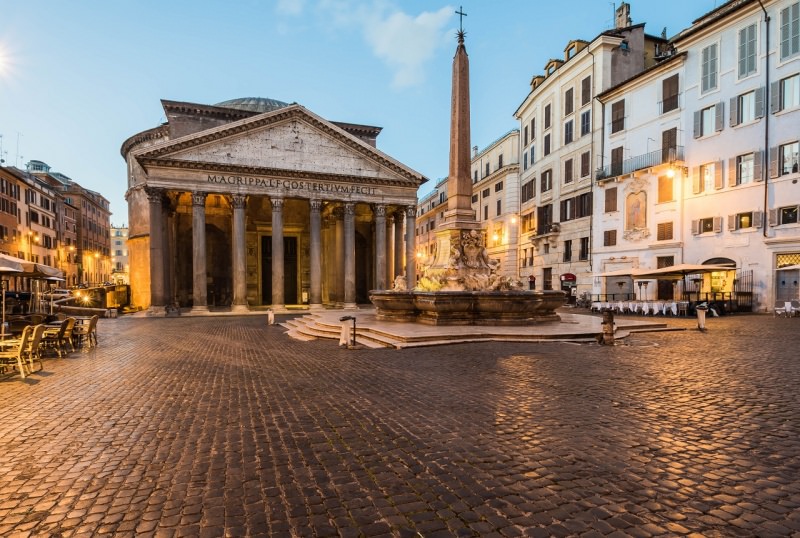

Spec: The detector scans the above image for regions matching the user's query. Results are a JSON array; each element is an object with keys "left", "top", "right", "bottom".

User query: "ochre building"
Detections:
[{"left": 122, "top": 98, "right": 426, "bottom": 313}]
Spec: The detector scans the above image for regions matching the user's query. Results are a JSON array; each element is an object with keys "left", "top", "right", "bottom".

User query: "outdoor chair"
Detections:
[
  {"left": 25, "top": 324, "right": 46, "bottom": 371},
  {"left": 0, "top": 325, "right": 34, "bottom": 379},
  {"left": 42, "top": 317, "right": 75, "bottom": 357},
  {"left": 791, "top": 300, "right": 800, "bottom": 317},
  {"left": 774, "top": 301, "right": 788, "bottom": 317},
  {"left": 73, "top": 315, "right": 99, "bottom": 348}
]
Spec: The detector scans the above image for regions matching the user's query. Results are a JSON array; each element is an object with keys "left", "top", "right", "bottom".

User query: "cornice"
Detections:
[
  {"left": 135, "top": 105, "right": 426, "bottom": 185},
  {"left": 120, "top": 124, "right": 169, "bottom": 159},
  {"left": 137, "top": 157, "right": 418, "bottom": 188}
]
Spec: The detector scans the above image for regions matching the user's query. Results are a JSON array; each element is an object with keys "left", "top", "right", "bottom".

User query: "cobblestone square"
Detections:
[{"left": 0, "top": 313, "right": 798, "bottom": 537}]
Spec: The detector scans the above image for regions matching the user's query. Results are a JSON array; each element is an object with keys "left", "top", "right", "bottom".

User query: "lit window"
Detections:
[
  {"left": 735, "top": 153, "right": 755, "bottom": 185},
  {"left": 780, "top": 141, "right": 799, "bottom": 175}
]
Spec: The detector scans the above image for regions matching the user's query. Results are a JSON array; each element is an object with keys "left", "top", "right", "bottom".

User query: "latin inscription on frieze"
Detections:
[{"left": 207, "top": 175, "right": 378, "bottom": 196}]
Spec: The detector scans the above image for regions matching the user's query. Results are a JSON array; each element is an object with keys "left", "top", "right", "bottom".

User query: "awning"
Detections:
[
  {"left": 777, "top": 264, "right": 800, "bottom": 271},
  {"left": 632, "top": 263, "right": 734, "bottom": 279},
  {"left": 0, "top": 253, "right": 64, "bottom": 279}
]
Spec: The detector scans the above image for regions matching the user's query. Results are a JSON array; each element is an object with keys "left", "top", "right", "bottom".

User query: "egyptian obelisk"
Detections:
[{"left": 428, "top": 8, "right": 481, "bottom": 275}]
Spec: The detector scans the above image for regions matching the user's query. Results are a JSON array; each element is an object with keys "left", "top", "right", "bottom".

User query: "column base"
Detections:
[
  {"left": 343, "top": 303, "right": 358, "bottom": 310},
  {"left": 147, "top": 306, "right": 166, "bottom": 316},
  {"left": 309, "top": 303, "right": 325, "bottom": 311},
  {"left": 231, "top": 304, "right": 250, "bottom": 314},
  {"left": 191, "top": 305, "right": 210, "bottom": 314}
]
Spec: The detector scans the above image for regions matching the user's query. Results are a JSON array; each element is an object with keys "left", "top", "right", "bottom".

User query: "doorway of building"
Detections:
[{"left": 261, "top": 236, "right": 298, "bottom": 304}]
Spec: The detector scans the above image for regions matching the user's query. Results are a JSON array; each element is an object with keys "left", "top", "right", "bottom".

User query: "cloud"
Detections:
[
  {"left": 276, "top": 0, "right": 305, "bottom": 16},
  {"left": 315, "top": 1, "right": 453, "bottom": 89}
]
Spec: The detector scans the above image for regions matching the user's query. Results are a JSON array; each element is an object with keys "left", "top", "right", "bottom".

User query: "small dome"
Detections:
[{"left": 214, "top": 97, "right": 289, "bottom": 114}]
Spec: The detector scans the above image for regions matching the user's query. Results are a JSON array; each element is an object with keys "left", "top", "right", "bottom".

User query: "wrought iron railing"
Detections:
[{"left": 596, "top": 146, "right": 684, "bottom": 180}]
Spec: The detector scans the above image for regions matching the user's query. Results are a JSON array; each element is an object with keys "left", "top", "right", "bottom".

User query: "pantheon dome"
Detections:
[{"left": 214, "top": 97, "right": 289, "bottom": 114}]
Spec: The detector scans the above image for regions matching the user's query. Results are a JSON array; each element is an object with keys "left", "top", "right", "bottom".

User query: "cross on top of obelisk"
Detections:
[{"left": 456, "top": 6, "right": 467, "bottom": 42}]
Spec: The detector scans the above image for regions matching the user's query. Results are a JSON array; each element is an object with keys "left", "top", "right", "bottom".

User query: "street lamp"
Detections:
[{"left": 27, "top": 232, "right": 39, "bottom": 262}]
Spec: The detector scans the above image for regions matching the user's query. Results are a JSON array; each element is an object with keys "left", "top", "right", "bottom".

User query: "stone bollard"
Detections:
[
  {"left": 695, "top": 302, "right": 708, "bottom": 331},
  {"left": 267, "top": 309, "right": 275, "bottom": 325},
  {"left": 600, "top": 308, "right": 615, "bottom": 345}
]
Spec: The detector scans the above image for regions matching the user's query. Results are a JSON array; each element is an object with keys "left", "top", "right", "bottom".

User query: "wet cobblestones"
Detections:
[{"left": 0, "top": 313, "right": 798, "bottom": 537}]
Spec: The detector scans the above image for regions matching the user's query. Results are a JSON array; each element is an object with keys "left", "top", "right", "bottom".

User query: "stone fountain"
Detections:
[{"left": 369, "top": 15, "right": 565, "bottom": 325}]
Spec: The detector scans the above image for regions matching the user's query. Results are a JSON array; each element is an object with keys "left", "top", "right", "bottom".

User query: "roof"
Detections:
[
  {"left": 214, "top": 97, "right": 290, "bottom": 114},
  {"left": 671, "top": 0, "right": 759, "bottom": 43}
]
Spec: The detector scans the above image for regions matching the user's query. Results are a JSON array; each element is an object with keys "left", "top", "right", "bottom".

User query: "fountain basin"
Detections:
[{"left": 369, "top": 290, "right": 566, "bottom": 326}]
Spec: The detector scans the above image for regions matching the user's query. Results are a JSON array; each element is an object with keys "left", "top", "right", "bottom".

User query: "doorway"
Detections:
[{"left": 261, "top": 236, "right": 298, "bottom": 304}]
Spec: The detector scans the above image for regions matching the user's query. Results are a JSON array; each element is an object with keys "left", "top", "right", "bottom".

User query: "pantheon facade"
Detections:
[{"left": 121, "top": 98, "right": 426, "bottom": 313}]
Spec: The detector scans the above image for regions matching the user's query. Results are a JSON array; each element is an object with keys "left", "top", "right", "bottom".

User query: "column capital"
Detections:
[
  {"left": 230, "top": 193, "right": 247, "bottom": 210},
  {"left": 333, "top": 206, "right": 345, "bottom": 220},
  {"left": 405, "top": 205, "right": 416, "bottom": 218},
  {"left": 373, "top": 204, "right": 386, "bottom": 218},
  {"left": 310, "top": 199, "right": 323, "bottom": 212},
  {"left": 344, "top": 202, "right": 356, "bottom": 216},
  {"left": 144, "top": 186, "right": 163, "bottom": 203},
  {"left": 270, "top": 197, "right": 284, "bottom": 211},
  {"left": 191, "top": 191, "right": 207, "bottom": 207}
]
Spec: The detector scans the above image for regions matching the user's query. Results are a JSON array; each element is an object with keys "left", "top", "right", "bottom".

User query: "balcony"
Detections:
[{"left": 596, "top": 146, "right": 684, "bottom": 181}]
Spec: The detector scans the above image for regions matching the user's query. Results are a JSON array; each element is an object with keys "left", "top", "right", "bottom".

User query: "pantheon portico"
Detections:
[{"left": 121, "top": 98, "right": 426, "bottom": 313}]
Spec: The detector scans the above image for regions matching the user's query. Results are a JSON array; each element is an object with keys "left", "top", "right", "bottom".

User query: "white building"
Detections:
[
  {"left": 673, "top": 0, "right": 800, "bottom": 309},
  {"left": 514, "top": 2, "right": 668, "bottom": 300},
  {"left": 111, "top": 226, "right": 129, "bottom": 285}
]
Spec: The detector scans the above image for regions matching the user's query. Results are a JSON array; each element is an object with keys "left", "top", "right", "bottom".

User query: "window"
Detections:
[
  {"left": 580, "top": 110, "right": 591, "bottom": 136},
  {"left": 564, "top": 120, "right": 574, "bottom": 144},
  {"left": 561, "top": 198, "right": 575, "bottom": 221},
  {"left": 657, "top": 222, "right": 673, "bottom": 241},
  {"left": 581, "top": 76, "right": 591, "bottom": 106},
  {"left": 692, "top": 217, "right": 722, "bottom": 234},
  {"left": 776, "top": 205, "right": 799, "bottom": 224},
  {"left": 605, "top": 187, "right": 618, "bottom": 213},
  {"left": 543, "top": 243, "right": 550, "bottom": 255},
  {"left": 564, "top": 158, "right": 573, "bottom": 183},
  {"left": 694, "top": 103, "right": 723, "bottom": 138},
  {"left": 537, "top": 204, "right": 553, "bottom": 235},
  {"left": 496, "top": 199, "right": 502, "bottom": 216},
  {"left": 603, "top": 229, "right": 617, "bottom": 246},
  {"left": 484, "top": 205, "right": 488, "bottom": 220},
  {"left": 739, "top": 23, "right": 757, "bottom": 78},
  {"left": 780, "top": 2, "right": 800, "bottom": 60},
  {"left": 658, "top": 176, "right": 674, "bottom": 203},
  {"left": 728, "top": 211, "right": 763, "bottom": 230},
  {"left": 474, "top": 170, "right": 478, "bottom": 182},
  {"left": 485, "top": 162, "right": 490, "bottom": 177},
  {"left": 611, "top": 100, "right": 625, "bottom": 133},
  {"left": 563, "top": 239, "right": 572, "bottom": 262},
  {"left": 564, "top": 88, "right": 574, "bottom": 116},
  {"left": 524, "top": 126, "right": 529, "bottom": 146},
  {"left": 521, "top": 180, "right": 535, "bottom": 203},
  {"left": 471, "top": 194, "right": 478, "bottom": 203},
  {"left": 544, "top": 104, "right": 551, "bottom": 129},
  {"left": 580, "top": 151, "right": 590, "bottom": 178},
  {"left": 730, "top": 152, "right": 759, "bottom": 185},
  {"left": 494, "top": 181, "right": 503, "bottom": 192},
  {"left": 540, "top": 169, "right": 553, "bottom": 192},
  {"left": 531, "top": 118, "right": 536, "bottom": 140},
  {"left": 523, "top": 152, "right": 528, "bottom": 171},
  {"left": 771, "top": 141, "right": 799, "bottom": 176},
  {"left": 730, "top": 88, "right": 764, "bottom": 126},
  {"left": 579, "top": 237, "right": 589, "bottom": 261},
  {"left": 530, "top": 145, "right": 535, "bottom": 164},
  {"left": 662, "top": 127, "right": 677, "bottom": 163},
  {"left": 482, "top": 188, "right": 490, "bottom": 198},
  {"left": 772, "top": 73, "right": 800, "bottom": 112},
  {"left": 498, "top": 154, "right": 504, "bottom": 169},
  {"left": 544, "top": 134, "right": 551, "bottom": 156},
  {"left": 543, "top": 267, "right": 552, "bottom": 290},
  {"left": 662, "top": 74, "right": 679, "bottom": 113},
  {"left": 702, "top": 43, "right": 718, "bottom": 93},
  {"left": 611, "top": 147, "right": 623, "bottom": 176},
  {"left": 694, "top": 161, "right": 722, "bottom": 193},
  {"left": 576, "top": 192, "right": 592, "bottom": 218}
]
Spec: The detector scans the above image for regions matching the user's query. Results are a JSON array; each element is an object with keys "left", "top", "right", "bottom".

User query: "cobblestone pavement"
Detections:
[{"left": 1, "top": 313, "right": 798, "bottom": 538}]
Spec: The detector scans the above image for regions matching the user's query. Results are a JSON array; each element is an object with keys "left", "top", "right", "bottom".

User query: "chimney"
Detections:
[
  {"left": 615, "top": 2, "right": 632, "bottom": 29},
  {"left": 472, "top": 146, "right": 479, "bottom": 158}
]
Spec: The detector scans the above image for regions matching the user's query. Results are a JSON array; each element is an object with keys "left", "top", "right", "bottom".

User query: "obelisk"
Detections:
[{"left": 428, "top": 9, "right": 481, "bottom": 276}]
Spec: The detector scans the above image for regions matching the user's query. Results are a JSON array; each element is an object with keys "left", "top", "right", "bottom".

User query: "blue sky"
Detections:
[{"left": 0, "top": 0, "right": 722, "bottom": 226}]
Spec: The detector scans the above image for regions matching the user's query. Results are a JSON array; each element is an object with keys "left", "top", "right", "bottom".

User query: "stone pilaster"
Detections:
[
  {"left": 231, "top": 194, "right": 249, "bottom": 313},
  {"left": 334, "top": 207, "right": 345, "bottom": 305},
  {"left": 393, "top": 210, "right": 404, "bottom": 279},
  {"left": 386, "top": 213, "right": 395, "bottom": 285},
  {"left": 191, "top": 191, "right": 208, "bottom": 312}
]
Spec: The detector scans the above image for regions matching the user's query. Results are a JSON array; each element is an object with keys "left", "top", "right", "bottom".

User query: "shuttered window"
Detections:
[
  {"left": 738, "top": 24, "right": 757, "bottom": 78},
  {"left": 603, "top": 230, "right": 617, "bottom": 246},
  {"left": 702, "top": 43, "right": 718, "bottom": 92},
  {"left": 605, "top": 187, "right": 618, "bottom": 213},
  {"left": 780, "top": 2, "right": 800, "bottom": 60},
  {"left": 611, "top": 100, "right": 625, "bottom": 133},
  {"left": 662, "top": 74, "right": 679, "bottom": 113},
  {"left": 657, "top": 222, "right": 673, "bottom": 241},
  {"left": 581, "top": 76, "right": 592, "bottom": 106}
]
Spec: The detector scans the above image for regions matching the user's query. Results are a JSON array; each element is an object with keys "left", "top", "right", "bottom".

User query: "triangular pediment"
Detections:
[{"left": 135, "top": 105, "right": 426, "bottom": 187}]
